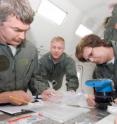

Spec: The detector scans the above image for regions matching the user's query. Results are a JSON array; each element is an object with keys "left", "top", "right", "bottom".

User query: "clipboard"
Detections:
[
  {"left": 0, "top": 104, "right": 34, "bottom": 116},
  {"left": 1, "top": 109, "right": 34, "bottom": 116},
  {"left": 0, "top": 100, "right": 43, "bottom": 116}
]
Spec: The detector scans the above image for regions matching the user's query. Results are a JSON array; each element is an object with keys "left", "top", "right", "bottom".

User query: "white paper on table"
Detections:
[
  {"left": 0, "top": 101, "right": 44, "bottom": 115},
  {"left": 107, "top": 103, "right": 117, "bottom": 114},
  {"left": 59, "top": 91, "right": 89, "bottom": 108},
  {"left": 33, "top": 103, "right": 90, "bottom": 123}
]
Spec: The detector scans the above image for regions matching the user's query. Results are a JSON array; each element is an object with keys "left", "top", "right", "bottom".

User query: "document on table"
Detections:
[
  {"left": 60, "top": 91, "right": 89, "bottom": 108},
  {"left": 0, "top": 101, "right": 44, "bottom": 115},
  {"left": 35, "top": 103, "right": 90, "bottom": 123}
]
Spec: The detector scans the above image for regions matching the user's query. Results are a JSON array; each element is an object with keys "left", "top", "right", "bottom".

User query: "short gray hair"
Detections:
[
  {"left": 0, "top": 0, "right": 34, "bottom": 24},
  {"left": 51, "top": 36, "right": 65, "bottom": 44}
]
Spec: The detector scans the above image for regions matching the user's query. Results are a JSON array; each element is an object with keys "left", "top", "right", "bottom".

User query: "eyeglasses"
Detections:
[{"left": 85, "top": 47, "right": 94, "bottom": 61}]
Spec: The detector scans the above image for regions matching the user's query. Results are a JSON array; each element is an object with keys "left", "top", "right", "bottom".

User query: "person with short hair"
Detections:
[
  {"left": 38, "top": 36, "right": 79, "bottom": 100},
  {"left": 0, "top": 0, "right": 40, "bottom": 106},
  {"left": 75, "top": 34, "right": 117, "bottom": 106}
]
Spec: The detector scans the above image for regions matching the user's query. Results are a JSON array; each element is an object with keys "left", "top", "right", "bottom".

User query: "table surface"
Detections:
[
  {"left": 0, "top": 92, "right": 114, "bottom": 124},
  {"left": 96, "top": 114, "right": 116, "bottom": 124},
  {"left": 0, "top": 105, "right": 111, "bottom": 124}
]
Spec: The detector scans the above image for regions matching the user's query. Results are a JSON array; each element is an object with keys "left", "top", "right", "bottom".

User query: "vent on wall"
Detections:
[
  {"left": 38, "top": 45, "right": 48, "bottom": 59},
  {"left": 84, "top": 17, "right": 97, "bottom": 29}
]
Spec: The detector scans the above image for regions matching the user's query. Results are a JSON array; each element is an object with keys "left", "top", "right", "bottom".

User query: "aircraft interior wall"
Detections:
[{"left": 27, "top": 0, "right": 116, "bottom": 93}]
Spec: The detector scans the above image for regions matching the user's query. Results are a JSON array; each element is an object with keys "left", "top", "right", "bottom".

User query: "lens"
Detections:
[{"left": 95, "top": 92, "right": 112, "bottom": 110}]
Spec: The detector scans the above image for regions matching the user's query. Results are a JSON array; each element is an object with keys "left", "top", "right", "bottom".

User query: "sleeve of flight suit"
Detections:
[
  {"left": 29, "top": 50, "right": 49, "bottom": 95},
  {"left": 35, "top": 57, "right": 50, "bottom": 94},
  {"left": 65, "top": 57, "right": 79, "bottom": 91}
]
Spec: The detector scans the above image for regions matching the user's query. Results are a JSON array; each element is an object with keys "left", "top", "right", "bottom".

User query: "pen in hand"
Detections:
[{"left": 9, "top": 96, "right": 29, "bottom": 105}]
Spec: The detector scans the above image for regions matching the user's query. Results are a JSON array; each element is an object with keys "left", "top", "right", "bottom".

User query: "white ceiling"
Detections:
[
  {"left": 69, "top": 0, "right": 116, "bottom": 13},
  {"left": 68, "top": 0, "right": 117, "bottom": 36}
]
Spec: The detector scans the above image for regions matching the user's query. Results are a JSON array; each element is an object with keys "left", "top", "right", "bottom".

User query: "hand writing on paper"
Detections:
[
  {"left": 8, "top": 90, "right": 32, "bottom": 105},
  {"left": 41, "top": 88, "right": 62, "bottom": 103}
]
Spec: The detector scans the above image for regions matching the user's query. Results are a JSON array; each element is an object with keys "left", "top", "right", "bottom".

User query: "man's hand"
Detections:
[
  {"left": 0, "top": 90, "right": 32, "bottom": 105},
  {"left": 41, "top": 88, "right": 56, "bottom": 101},
  {"left": 86, "top": 94, "right": 96, "bottom": 107},
  {"left": 114, "top": 98, "right": 117, "bottom": 104},
  {"left": 115, "top": 117, "right": 117, "bottom": 124}
]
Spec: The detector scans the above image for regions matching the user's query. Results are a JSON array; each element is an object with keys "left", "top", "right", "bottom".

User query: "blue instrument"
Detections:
[{"left": 85, "top": 79, "right": 113, "bottom": 92}]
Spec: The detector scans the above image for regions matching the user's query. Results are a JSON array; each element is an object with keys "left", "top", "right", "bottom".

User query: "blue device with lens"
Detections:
[
  {"left": 85, "top": 79, "right": 113, "bottom": 92},
  {"left": 85, "top": 79, "right": 113, "bottom": 110}
]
